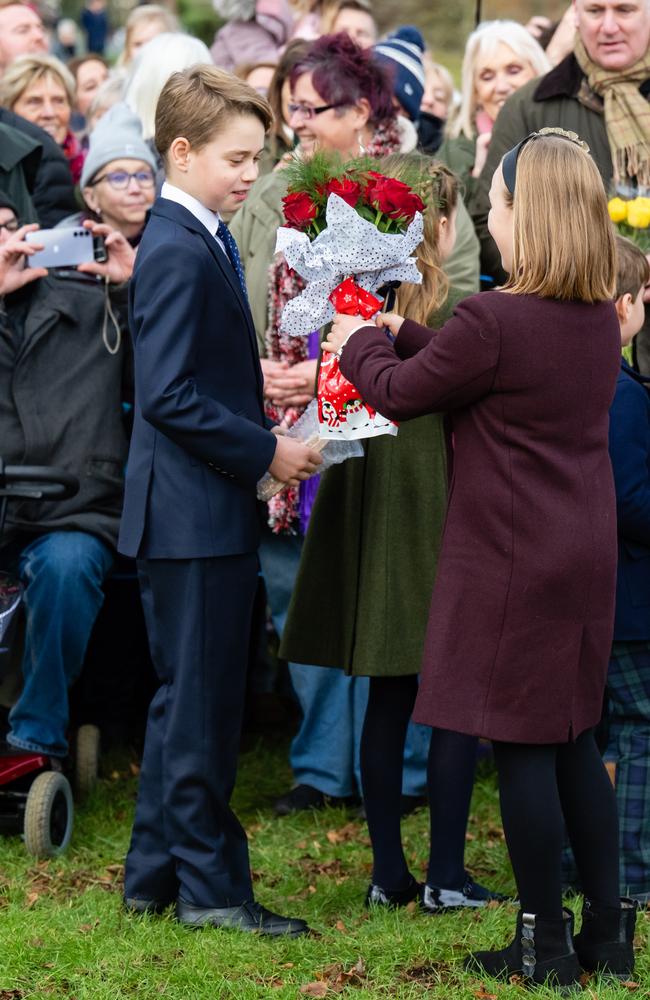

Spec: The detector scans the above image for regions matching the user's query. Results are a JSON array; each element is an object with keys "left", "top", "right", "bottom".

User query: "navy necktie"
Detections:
[{"left": 216, "top": 220, "right": 248, "bottom": 301}]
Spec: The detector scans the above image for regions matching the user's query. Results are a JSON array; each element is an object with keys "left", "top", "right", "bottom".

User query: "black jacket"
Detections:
[
  {"left": 0, "top": 109, "right": 77, "bottom": 227},
  {"left": 0, "top": 272, "right": 131, "bottom": 549}
]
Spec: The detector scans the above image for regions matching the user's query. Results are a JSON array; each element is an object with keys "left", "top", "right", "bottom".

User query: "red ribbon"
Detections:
[{"left": 329, "top": 277, "right": 383, "bottom": 319}]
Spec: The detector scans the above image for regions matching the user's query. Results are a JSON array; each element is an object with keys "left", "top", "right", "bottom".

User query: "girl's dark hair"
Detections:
[{"left": 289, "top": 32, "right": 395, "bottom": 127}]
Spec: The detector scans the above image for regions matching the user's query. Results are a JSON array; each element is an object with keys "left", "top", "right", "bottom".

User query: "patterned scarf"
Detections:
[
  {"left": 265, "top": 117, "right": 402, "bottom": 534},
  {"left": 574, "top": 35, "right": 650, "bottom": 187}
]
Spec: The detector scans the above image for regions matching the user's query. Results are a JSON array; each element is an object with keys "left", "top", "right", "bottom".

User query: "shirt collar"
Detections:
[{"left": 160, "top": 181, "right": 222, "bottom": 238}]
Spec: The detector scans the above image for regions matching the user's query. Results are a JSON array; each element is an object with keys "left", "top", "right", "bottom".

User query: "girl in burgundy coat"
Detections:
[{"left": 324, "top": 130, "right": 636, "bottom": 989}]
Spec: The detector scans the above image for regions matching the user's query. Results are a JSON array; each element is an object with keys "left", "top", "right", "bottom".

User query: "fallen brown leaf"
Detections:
[
  {"left": 299, "top": 983, "right": 328, "bottom": 997},
  {"left": 325, "top": 822, "right": 362, "bottom": 845},
  {"left": 334, "top": 920, "right": 346, "bottom": 932},
  {"left": 621, "top": 983, "right": 640, "bottom": 992},
  {"left": 473, "top": 988, "right": 497, "bottom": 1000}
]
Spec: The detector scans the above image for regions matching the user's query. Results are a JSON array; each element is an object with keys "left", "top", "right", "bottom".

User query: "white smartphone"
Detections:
[{"left": 25, "top": 227, "right": 95, "bottom": 268}]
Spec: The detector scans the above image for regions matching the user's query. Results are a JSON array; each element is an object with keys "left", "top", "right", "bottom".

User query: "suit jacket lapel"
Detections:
[{"left": 152, "top": 199, "right": 265, "bottom": 402}]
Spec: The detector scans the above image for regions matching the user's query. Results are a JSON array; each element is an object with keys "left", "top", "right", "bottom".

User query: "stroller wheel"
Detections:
[
  {"left": 74, "top": 724, "right": 100, "bottom": 798},
  {"left": 23, "top": 771, "right": 74, "bottom": 857}
]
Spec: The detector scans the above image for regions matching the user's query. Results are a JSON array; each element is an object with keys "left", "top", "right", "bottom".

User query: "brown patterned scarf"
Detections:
[{"left": 574, "top": 35, "right": 650, "bottom": 187}]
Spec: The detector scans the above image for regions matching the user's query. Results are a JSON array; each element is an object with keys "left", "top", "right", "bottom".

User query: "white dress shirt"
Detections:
[{"left": 160, "top": 181, "right": 226, "bottom": 255}]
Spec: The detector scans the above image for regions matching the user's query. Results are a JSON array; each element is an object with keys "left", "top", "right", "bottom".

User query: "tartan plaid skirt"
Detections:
[{"left": 605, "top": 640, "right": 650, "bottom": 896}]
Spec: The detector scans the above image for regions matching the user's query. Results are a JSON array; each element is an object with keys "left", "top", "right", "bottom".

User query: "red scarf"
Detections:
[{"left": 62, "top": 131, "right": 85, "bottom": 184}]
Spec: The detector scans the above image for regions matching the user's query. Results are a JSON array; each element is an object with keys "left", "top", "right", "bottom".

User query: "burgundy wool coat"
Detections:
[{"left": 340, "top": 291, "right": 621, "bottom": 743}]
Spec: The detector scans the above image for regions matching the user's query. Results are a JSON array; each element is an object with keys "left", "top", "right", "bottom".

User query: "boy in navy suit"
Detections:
[
  {"left": 119, "top": 65, "right": 320, "bottom": 935},
  {"left": 603, "top": 236, "right": 650, "bottom": 908}
]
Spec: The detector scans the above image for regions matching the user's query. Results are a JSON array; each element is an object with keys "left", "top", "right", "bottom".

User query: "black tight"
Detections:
[
  {"left": 492, "top": 730, "right": 620, "bottom": 919},
  {"left": 360, "top": 674, "right": 478, "bottom": 890}
]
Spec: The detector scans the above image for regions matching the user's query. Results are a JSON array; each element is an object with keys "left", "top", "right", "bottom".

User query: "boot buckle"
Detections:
[{"left": 521, "top": 912, "right": 536, "bottom": 976}]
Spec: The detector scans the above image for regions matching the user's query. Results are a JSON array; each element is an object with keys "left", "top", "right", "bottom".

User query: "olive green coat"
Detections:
[
  {"left": 279, "top": 293, "right": 468, "bottom": 677},
  {"left": 436, "top": 133, "right": 478, "bottom": 209}
]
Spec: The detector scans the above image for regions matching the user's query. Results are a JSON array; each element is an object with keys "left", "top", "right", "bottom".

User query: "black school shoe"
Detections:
[
  {"left": 124, "top": 897, "right": 172, "bottom": 915},
  {"left": 419, "top": 873, "right": 509, "bottom": 913},
  {"left": 176, "top": 898, "right": 309, "bottom": 937},
  {"left": 273, "top": 783, "right": 359, "bottom": 816},
  {"left": 365, "top": 875, "right": 421, "bottom": 908}
]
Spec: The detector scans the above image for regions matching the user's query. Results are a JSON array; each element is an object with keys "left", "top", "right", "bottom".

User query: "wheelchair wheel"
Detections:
[
  {"left": 74, "top": 724, "right": 100, "bottom": 798},
  {"left": 23, "top": 771, "right": 74, "bottom": 858}
]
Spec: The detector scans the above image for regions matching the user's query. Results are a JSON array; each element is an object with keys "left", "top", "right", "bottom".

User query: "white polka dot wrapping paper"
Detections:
[
  {"left": 274, "top": 193, "right": 423, "bottom": 441},
  {"left": 274, "top": 193, "right": 424, "bottom": 339}
]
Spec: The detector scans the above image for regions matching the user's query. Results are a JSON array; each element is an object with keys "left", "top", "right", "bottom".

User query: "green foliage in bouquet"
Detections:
[{"left": 281, "top": 149, "right": 431, "bottom": 240}]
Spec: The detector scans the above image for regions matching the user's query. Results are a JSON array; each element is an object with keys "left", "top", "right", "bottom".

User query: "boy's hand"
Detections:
[
  {"left": 77, "top": 220, "right": 136, "bottom": 283},
  {"left": 268, "top": 436, "right": 322, "bottom": 486}
]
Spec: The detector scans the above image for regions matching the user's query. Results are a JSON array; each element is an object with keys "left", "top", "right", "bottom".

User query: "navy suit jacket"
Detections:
[
  {"left": 609, "top": 360, "right": 650, "bottom": 640},
  {"left": 118, "top": 198, "right": 276, "bottom": 559}
]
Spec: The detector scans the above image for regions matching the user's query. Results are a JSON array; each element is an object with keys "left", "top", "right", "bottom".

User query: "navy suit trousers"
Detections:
[{"left": 124, "top": 553, "right": 258, "bottom": 907}]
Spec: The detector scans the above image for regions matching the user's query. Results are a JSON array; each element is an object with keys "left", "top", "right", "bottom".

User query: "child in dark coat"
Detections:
[{"left": 606, "top": 235, "right": 650, "bottom": 905}]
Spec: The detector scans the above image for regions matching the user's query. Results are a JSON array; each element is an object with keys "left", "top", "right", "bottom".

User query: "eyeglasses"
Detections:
[
  {"left": 0, "top": 218, "right": 20, "bottom": 233},
  {"left": 89, "top": 169, "right": 155, "bottom": 190},
  {"left": 287, "top": 102, "right": 347, "bottom": 120}
]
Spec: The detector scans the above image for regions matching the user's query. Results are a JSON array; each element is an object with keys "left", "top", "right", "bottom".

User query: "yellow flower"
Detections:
[
  {"left": 626, "top": 198, "right": 650, "bottom": 229},
  {"left": 608, "top": 197, "right": 628, "bottom": 223}
]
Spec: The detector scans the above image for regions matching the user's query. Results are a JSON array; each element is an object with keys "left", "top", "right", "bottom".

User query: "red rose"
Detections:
[
  {"left": 324, "top": 176, "right": 362, "bottom": 207},
  {"left": 365, "top": 174, "right": 425, "bottom": 223},
  {"left": 282, "top": 191, "right": 319, "bottom": 230}
]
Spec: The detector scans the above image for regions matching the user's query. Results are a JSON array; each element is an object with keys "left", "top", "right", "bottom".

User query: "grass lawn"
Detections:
[{"left": 0, "top": 733, "right": 647, "bottom": 999}]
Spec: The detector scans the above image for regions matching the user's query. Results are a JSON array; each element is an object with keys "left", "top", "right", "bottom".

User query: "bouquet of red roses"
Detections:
[{"left": 275, "top": 152, "right": 426, "bottom": 441}]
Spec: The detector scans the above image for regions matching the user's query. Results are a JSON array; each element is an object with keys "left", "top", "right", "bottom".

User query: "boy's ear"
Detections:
[
  {"left": 169, "top": 137, "right": 191, "bottom": 172},
  {"left": 615, "top": 292, "right": 632, "bottom": 325}
]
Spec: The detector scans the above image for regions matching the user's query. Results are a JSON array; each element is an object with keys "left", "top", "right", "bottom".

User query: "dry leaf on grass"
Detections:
[
  {"left": 300, "top": 983, "right": 328, "bottom": 998},
  {"left": 473, "top": 987, "right": 497, "bottom": 1000},
  {"left": 0, "top": 992, "right": 25, "bottom": 999},
  {"left": 325, "top": 822, "right": 362, "bottom": 845},
  {"left": 79, "top": 920, "right": 99, "bottom": 934},
  {"left": 299, "top": 958, "right": 367, "bottom": 997}
]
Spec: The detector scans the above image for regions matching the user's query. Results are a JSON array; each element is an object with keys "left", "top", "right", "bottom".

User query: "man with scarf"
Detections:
[{"left": 471, "top": 0, "right": 650, "bottom": 373}]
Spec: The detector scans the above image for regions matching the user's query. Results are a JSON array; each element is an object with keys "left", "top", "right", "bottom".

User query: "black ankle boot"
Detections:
[
  {"left": 573, "top": 897, "right": 637, "bottom": 979},
  {"left": 466, "top": 908, "right": 582, "bottom": 990}
]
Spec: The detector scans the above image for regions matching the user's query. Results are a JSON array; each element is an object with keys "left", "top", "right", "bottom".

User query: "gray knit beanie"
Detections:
[{"left": 80, "top": 102, "right": 156, "bottom": 189}]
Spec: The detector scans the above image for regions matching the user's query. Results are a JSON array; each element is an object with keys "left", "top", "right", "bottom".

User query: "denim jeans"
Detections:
[
  {"left": 259, "top": 528, "right": 429, "bottom": 798},
  {"left": 2, "top": 531, "right": 113, "bottom": 757}
]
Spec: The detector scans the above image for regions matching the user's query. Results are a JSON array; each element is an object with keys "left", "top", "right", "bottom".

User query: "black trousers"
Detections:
[{"left": 124, "top": 554, "right": 258, "bottom": 907}]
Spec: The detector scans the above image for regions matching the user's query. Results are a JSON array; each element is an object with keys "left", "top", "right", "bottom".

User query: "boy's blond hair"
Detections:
[
  {"left": 504, "top": 134, "right": 616, "bottom": 304},
  {"left": 615, "top": 235, "right": 650, "bottom": 302},
  {"left": 155, "top": 65, "right": 273, "bottom": 164}
]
